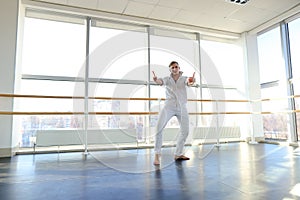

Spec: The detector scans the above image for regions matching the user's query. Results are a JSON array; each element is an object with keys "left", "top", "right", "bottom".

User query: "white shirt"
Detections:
[{"left": 160, "top": 72, "right": 188, "bottom": 106}]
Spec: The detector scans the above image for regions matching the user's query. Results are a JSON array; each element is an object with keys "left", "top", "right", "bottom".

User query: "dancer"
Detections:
[{"left": 152, "top": 61, "right": 195, "bottom": 165}]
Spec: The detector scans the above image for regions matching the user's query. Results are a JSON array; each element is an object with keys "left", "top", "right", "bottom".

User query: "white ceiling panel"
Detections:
[
  {"left": 131, "top": 0, "right": 160, "bottom": 5},
  {"left": 38, "top": 0, "right": 300, "bottom": 34},
  {"left": 212, "top": 16, "right": 252, "bottom": 33},
  {"left": 174, "top": 9, "right": 203, "bottom": 25},
  {"left": 249, "top": 0, "right": 299, "bottom": 12},
  {"left": 123, "top": 1, "right": 155, "bottom": 17},
  {"left": 148, "top": 5, "right": 180, "bottom": 21},
  {"left": 227, "top": 5, "right": 274, "bottom": 24},
  {"left": 210, "top": 2, "right": 241, "bottom": 17},
  {"left": 180, "top": 0, "right": 219, "bottom": 13},
  {"left": 67, "top": 0, "right": 98, "bottom": 10},
  {"left": 157, "top": 0, "right": 186, "bottom": 9},
  {"left": 97, "top": 0, "right": 128, "bottom": 13}
]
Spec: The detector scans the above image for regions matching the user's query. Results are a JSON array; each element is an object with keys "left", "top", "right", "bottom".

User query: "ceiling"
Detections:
[{"left": 37, "top": 0, "right": 300, "bottom": 34}]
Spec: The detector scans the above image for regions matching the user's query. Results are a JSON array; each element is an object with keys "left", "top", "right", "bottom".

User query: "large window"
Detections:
[
  {"left": 150, "top": 28, "right": 199, "bottom": 129},
  {"left": 17, "top": 8, "right": 248, "bottom": 149},
  {"left": 17, "top": 13, "right": 86, "bottom": 147},
  {"left": 258, "top": 26, "right": 290, "bottom": 141},
  {"left": 88, "top": 20, "right": 148, "bottom": 144},
  {"left": 200, "top": 40, "right": 247, "bottom": 129}
]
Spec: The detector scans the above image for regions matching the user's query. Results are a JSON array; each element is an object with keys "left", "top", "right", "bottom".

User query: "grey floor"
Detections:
[{"left": 0, "top": 142, "right": 300, "bottom": 200}]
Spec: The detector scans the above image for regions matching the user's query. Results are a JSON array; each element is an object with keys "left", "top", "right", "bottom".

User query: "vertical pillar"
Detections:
[
  {"left": 0, "top": 0, "right": 19, "bottom": 157},
  {"left": 243, "top": 32, "right": 264, "bottom": 142}
]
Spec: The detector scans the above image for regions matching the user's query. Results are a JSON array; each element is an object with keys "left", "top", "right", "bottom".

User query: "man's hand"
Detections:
[
  {"left": 152, "top": 71, "right": 157, "bottom": 82},
  {"left": 187, "top": 72, "right": 195, "bottom": 85},
  {"left": 152, "top": 71, "right": 163, "bottom": 85}
]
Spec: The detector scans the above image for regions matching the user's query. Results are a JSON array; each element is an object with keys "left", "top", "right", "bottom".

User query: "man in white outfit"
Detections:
[{"left": 152, "top": 61, "right": 195, "bottom": 165}]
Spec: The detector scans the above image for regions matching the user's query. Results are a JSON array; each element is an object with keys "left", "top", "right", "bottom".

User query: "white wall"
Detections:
[{"left": 0, "top": 0, "right": 19, "bottom": 157}]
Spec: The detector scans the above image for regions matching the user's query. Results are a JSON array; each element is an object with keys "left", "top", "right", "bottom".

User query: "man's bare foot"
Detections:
[{"left": 153, "top": 154, "right": 160, "bottom": 165}]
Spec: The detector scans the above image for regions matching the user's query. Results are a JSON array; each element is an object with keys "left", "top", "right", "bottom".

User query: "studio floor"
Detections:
[{"left": 0, "top": 142, "right": 300, "bottom": 200}]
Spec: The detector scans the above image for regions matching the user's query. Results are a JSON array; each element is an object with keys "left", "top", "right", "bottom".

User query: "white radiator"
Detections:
[
  {"left": 193, "top": 126, "right": 241, "bottom": 139},
  {"left": 35, "top": 129, "right": 138, "bottom": 147}
]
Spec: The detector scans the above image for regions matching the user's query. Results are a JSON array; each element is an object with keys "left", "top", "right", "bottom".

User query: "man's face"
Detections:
[{"left": 169, "top": 63, "right": 180, "bottom": 74}]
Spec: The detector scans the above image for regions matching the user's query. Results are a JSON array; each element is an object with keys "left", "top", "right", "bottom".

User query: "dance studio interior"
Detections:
[{"left": 1, "top": 0, "right": 300, "bottom": 199}]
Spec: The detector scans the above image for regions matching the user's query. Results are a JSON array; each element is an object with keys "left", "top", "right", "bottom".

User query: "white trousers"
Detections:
[{"left": 154, "top": 103, "right": 189, "bottom": 156}]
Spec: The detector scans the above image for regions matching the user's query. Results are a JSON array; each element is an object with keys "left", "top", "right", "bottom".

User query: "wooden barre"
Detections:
[
  {"left": 1, "top": 93, "right": 300, "bottom": 102},
  {"left": 0, "top": 112, "right": 84, "bottom": 115},
  {"left": 258, "top": 95, "right": 300, "bottom": 102},
  {"left": 92, "top": 97, "right": 165, "bottom": 101},
  {"left": 0, "top": 94, "right": 162, "bottom": 100},
  {"left": 0, "top": 94, "right": 83, "bottom": 99},
  {"left": 3, "top": 111, "right": 300, "bottom": 115},
  {"left": 0, "top": 111, "right": 247, "bottom": 115},
  {"left": 0, "top": 93, "right": 248, "bottom": 102},
  {"left": 189, "top": 112, "right": 252, "bottom": 115},
  {"left": 0, "top": 111, "right": 159, "bottom": 115},
  {"left": 187, "top": 99, "right": 249, "bottom": 102},
  {"left": 90, "top": 112, "right": 159, "bottom": 115}
]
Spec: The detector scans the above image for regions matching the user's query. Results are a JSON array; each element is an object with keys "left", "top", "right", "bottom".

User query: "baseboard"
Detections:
[
  {"left": 0, "top": 145, "right": 18, "bottom": 157},
  {"left": 0, "top": 147, "right": 13, "bottom": 158}
]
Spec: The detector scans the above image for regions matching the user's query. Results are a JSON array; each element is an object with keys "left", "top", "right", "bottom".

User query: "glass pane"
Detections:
[
  {"left": 21, "top": 17, "right": 86, "bottom": 77},
  {"left": 88, "top": 114, "right": 145, "bottom": 130},
  {"left": 89, "top": 83, "right": 148, "bottom": 134},
  {"left": 200, "top": 40, "right": 244, "bottom": 88},
  {"left": 150, "top": 29, "right": 200, "bottom": 83},
  {"left": 18, "top": 115, "right": 84, "bottom": 148},
  {"left": 292, "top": 80, "right": 300, "bottom": 141},
  {"left": 257, "top": 27, "right": 286, "bottom": 83},
  {"left": 201, "top": 88, "right": 249, "bottom": 127},
  {"left": 90, "top": 82, "right": 147, "bottom": 99},
  {"left": 89, "top": 25, "right": 148, "bottom": 81},
  {"left": 15, "top": 80, "right": 84, "bottom": 112},
  {"left": 20, "top": 79, "right": 84, "bottom": 96},
  {"left": 261, "top": 86, "right": 289, "bottom": 140},
  {"left": 289, "top": 18, "right": 300, "bottom": 79}
]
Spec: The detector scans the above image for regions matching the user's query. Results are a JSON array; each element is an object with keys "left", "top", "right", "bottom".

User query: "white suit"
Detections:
[{"left": 154, "top": 71, "right": 190, "bottom": 156}]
